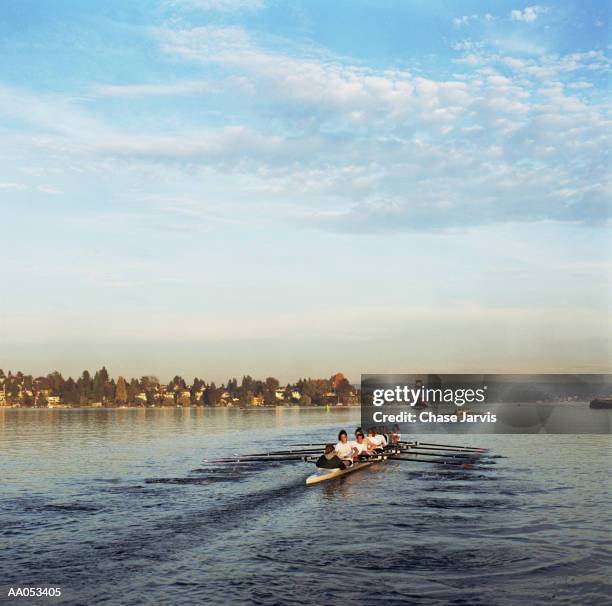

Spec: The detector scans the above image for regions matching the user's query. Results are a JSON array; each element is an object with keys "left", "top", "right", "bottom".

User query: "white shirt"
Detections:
[
  {"left": 335, "top": 440, "right": 354, "bottom": 460},
  {"left": 367, "top": 434, "right": 387, "bottom": 448},
  {"left": 349, "top": 440, "right": 368, "bottom": 455}
]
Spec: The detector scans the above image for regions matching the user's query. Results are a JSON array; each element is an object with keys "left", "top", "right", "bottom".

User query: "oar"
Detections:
[
  {"left": 212, "top": 453, "right": 318, "bottom": 462},
  {"left": 206, "top": 447, "right": 324, "bottom": 462},
  {"left": 205, "top": 454, "right": 310, "bottom": 464},
  {"left": 397, "top": 449, "right": 478, "bottom": 460},
  {"left": 383, "top": 444, "right": 480, "bottom": 458},
  {"left": 390, "top": 456, "right": 477, "bottom": 468},
  {"left": 398, "top": 441, "right": 488, "bottom": 452},
  {"left": 229, "top": 448, "right": 324, "bottom": 457},
  {"left": 398, "top": 443, "right": 483, "bottom": 454},
  {"left": 399, "top": 446, "right": 478, "bottom": 455},
  {"left": 417, "top": 441, "right": 486, "bottom": 452}
]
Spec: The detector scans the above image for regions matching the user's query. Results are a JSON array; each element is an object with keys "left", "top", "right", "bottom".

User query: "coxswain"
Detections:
[{"left": 316, "top": 444, "right": 347, "bottom": 470}]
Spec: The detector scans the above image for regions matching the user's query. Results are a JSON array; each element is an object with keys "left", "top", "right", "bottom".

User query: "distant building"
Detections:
[{"left": 162, "top": 394, "right": 176, "bottom": 406}]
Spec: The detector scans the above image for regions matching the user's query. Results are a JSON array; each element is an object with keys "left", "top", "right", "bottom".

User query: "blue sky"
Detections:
[{"left": 0, "top": 1, "right": 610, "bottom": 382}]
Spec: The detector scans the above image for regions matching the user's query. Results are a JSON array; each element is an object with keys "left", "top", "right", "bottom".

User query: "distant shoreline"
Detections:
[
  {"left": 0, "top": 404, "right": 363, "bottom": 411},
  {"left": 0, "top": 401, "right": 603, "bottom": 411}
]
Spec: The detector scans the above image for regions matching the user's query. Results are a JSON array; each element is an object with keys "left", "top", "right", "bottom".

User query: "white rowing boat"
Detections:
[
  {"left": 305, "top": 449, "right": 399, "bottom": 485},
  {"left": 305, "top": 460, "right": 376, "bottom": 485}
]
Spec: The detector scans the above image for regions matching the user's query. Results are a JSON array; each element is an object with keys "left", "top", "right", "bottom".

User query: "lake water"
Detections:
[{"left": 1, "top": 407, "right": 611, "bottom": 605}]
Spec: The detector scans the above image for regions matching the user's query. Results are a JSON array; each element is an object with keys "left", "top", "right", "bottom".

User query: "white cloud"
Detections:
[
  {"left": 510, "top": 6, "right": 546, "bottom": 23},
  {"left": 37, "top": 185, "right": 62, "bottom": 194},
  {"left": 0, "top": 180, "right": 60, "bottom": 194},
  {"left": 452, "top": 13, "right": 497, "bottom": 27},
  {"left": 94, "top": 80, "right": 214, "bottom": 97},
  {"left": 156, "top": 26, "right": 478, "bottom": 127},
  {"left": 2, "top": 26, "right": 610, "bottom": 233},
  {"left": 0, "top": 181, "right": 27, "bottom": 190},
  {"left": 567, "top": 81, "right": 594, "bottom": 89},
  {"left": 0, "top": 85, "right": 106, "bottom": 137},
  {"left": 453, "top": 15, "right": 474, "bottom": 27}
]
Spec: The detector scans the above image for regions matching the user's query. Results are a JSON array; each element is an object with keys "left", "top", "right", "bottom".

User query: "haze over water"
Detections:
[{"left": 2, "top": 408, "right": 611, "bottom": 605}]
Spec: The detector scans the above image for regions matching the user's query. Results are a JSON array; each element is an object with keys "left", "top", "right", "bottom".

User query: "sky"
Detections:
[{"left": 0, "top": 0, "right": 610, "bottom": 383}]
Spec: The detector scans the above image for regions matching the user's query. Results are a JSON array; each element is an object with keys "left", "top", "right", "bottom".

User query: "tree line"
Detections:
[{"left": 0, "top": 368, "right": 355, "bottom": 407}]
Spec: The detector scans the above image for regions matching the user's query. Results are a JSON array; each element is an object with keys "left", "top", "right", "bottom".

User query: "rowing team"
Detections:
[{"left": 316, "top": 425, "right": 401, "bottom": 470}]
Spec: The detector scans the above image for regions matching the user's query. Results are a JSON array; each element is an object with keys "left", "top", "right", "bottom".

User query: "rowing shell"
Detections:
[
  {"left": 305, "top": 460, "right": 376, "bottom": 485},
  {"left": 305, "top": 449, "right": 399, "bottom": 485}
]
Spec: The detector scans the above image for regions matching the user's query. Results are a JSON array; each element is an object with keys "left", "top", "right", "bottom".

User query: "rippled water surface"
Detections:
[{"left": 1, "top": 408, "right": 611, "bottom": 605}]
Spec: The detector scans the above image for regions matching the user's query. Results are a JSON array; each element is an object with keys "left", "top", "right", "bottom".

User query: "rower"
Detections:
[
  {"left": 335, "top": 429, "right": 355, "bottom": 465},
  {"left": 349, "top": 431, "right": 372, "bottom": 460},
  {"left": 366, "top": 427, "right": 388, "bottom": 451},
  {"left": 316, "top": 444, "right": 347, "bottom": 470}
]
